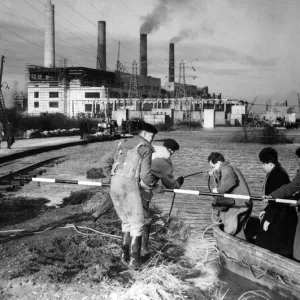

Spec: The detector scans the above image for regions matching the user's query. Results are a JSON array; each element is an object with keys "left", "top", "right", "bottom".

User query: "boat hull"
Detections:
[{"left": 213, "top": 225, "right": 300, "bottom": 299}]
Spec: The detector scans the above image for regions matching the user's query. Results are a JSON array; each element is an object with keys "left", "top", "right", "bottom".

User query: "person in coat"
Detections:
[
  {"left": 90, "top": 138, "right": 184, "bottom": 255},
  {"left": 0, "top": 122, "right": 3, "bottom": 149},
  {"left": 256, "top": 147, "right": 297, "bottom": 258},
  {"left": 99, "top": 122, "right": 159, "bottom": 269},
  {"left": 263, "top": 147, "right": 300, "bottom": 260},
  {"left": 208, "top": 152, "right": 252, "bottom": 240},
  {"left": 6, "top": 122, "right": 15, "bottom": 149}
]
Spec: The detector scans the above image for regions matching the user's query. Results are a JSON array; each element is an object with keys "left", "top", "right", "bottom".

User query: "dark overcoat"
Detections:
[
  {"left": 270, "top": 171, "right": 300, "bottom": 260},
  {"left": 256, "top": 164, "right": 297, "bottom": 258}
]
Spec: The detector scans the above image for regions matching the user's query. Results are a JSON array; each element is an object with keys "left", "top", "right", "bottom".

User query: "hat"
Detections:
[
  {"left": 163, "top": 139, "right": 180, "bottom": 151},
  {"left": 140, "top": 122, "right": 158, "bottom": 134}
]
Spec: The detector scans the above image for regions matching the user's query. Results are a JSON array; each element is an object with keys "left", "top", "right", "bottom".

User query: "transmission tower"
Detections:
[
  {"left": 128, "top": 60, "right": 140, "bottom": 99},
  {"left": 116, "top": 41, "right": 128, "bottom": 73},
  {"left": 175, "top": 60, "right": 187, "bottom": 99}
]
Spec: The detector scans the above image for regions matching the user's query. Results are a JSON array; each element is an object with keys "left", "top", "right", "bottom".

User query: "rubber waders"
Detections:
[
  {"left": 129, "top": 236, "right": 142, "bottom": 269},
  {"left": 121, "top": 232, "right": 131, "bottom": 263}
]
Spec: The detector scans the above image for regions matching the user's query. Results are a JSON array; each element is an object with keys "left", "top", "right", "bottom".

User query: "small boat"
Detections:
[{"left": 213, "top": 222, "right": 300, "bottom": 299}]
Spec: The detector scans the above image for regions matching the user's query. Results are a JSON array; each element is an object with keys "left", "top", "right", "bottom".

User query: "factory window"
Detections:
[
  {"left": 34, "top": 92, "right": 39, "bottom": 98},
  {"left": 85, "top": 92, "right": 100, "bottom": 98},
  {"left": 49, "top": 102, "right": 59, "bottom": 108},
  {"left": 49, "top": 92, "right": 59, "bottom": 98},
  {"left": 34, "top": 102, "right": 39, "bottom": 108},
  {"left": 85, "top": 104, "right": 92, "bottom": 112}
]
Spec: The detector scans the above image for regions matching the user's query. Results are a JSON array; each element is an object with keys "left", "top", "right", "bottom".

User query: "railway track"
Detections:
[{"left": 0, "top": 156, "right": 65, "bottom": 192}]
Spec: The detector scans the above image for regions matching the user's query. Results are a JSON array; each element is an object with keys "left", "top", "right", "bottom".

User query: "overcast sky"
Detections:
[{"left": 1, "top": 0, "right": 300, "bottom": 111}]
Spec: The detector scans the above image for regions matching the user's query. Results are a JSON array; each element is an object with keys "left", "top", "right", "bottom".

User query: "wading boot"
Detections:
[
  {"left": 141, "top": 224, "right": 151, "bottom": 256},
  {"left": 121, "top": 231, "right": 131, "bottom": 263},
  {"left": 129, "top": 236, "right": 142, "bottom": 270}
]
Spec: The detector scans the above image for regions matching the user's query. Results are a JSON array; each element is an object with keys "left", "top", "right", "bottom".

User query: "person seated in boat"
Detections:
[
  {"left": 256, "top": 147, "right": 297, "bottom": 258},
  {"left": 208, "top": 152, "right": 252, "bottom": 240},
  {"left": 263, "top": 147, "right": 300, "bottom": 261}
]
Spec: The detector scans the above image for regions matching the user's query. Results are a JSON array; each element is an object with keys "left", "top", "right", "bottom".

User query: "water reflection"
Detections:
[{"left": 10, "top": 131, "right": 299, "bottom": 299}]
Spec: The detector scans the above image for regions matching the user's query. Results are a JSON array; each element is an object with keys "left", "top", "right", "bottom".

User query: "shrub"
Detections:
[{"left": 230, "top": 124, "right": 294, "bottom": 144}]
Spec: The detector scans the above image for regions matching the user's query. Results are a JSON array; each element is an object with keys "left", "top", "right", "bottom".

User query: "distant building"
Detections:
[
  {"left": 26, "top": 65, "right": 161, "bottom": 118},
  {"left": 262, "top": 100, "right": 296, "bottom": 123}
]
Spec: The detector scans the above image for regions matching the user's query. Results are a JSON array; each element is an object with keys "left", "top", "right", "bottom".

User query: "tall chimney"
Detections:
[
  {"left": 140, "top": 34, "right": 147, "bottom": 76},
  {"left": 44, "top": 0, "right": 55, "bottom": 68},
  {"left": 169, "top": 43, "right": 175, "bottom": 82},
  {"left": 97, "top": 21, "right": 106, "bottom": 71}
]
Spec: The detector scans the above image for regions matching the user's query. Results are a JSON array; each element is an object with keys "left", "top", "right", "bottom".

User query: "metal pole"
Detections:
[
  {"left": 163, "top": 188, "right": 298, "bottom": 204},
  {"left": 0, "top": 56, "right": 5, "bottom": 87}
]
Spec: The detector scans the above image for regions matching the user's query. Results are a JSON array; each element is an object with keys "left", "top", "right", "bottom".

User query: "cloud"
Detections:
[{"left": 184, "top": 43, "right": 277, "bottom": 67}]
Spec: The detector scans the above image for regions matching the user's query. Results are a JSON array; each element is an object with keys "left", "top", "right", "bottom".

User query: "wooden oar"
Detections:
[{"left": 163, "top": 188, "right": 298, "bottom": 204}]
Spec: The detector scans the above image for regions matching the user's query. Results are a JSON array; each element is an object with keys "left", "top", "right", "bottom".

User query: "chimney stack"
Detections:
[
  {"left": 140, "top": 34, "right": 147, "bottom": 76},
  {"left": 44, "top": 0, "right": 55, "bottom": 68},
  {"left": 169, "top": 43, "right": 175, "bottom": 82},
  {"left": 97, "top": 21, "right": 106, "bottom": 70}
]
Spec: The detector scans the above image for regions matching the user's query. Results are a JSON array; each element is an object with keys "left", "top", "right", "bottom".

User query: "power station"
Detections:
[{"left": 25, "top": 0, "right": 246, "bottom": 127}]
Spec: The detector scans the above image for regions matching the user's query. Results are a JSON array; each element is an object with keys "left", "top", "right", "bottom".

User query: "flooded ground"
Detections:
[{"left": 6, "top": 130, "right": 300, "bottom": 299}]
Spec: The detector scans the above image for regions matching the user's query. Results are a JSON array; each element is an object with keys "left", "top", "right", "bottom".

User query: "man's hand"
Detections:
[
  {"left": 259, "top": 210, "right": 265, "bottom": 221},
  {"left": 152, "top": 184, "right": 164, "bottom": 194},
  {"left": 212, "top": 188, "right": 218, "bottom": 193},
  {"left": 262, "top": 195, "right": 272, "bottom": 204},
  {"left": 263, "top": 220, "right": 270, "bottom": 231},
  {"left": 208, "top": 170, "right": 214, "bottom": 176},
  {"left": 176, "top": 176, "right": 184, "bottom": 187},
  {"left": 140, "top": 180, "right": 151, "bottom": 192}
]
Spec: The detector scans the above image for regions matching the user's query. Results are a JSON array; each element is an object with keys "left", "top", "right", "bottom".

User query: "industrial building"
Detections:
[{"left": 25, "top": 0, "right": 248, "bottom": 128}]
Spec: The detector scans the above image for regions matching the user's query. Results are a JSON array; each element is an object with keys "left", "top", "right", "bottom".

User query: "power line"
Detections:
[
  {"left": 61, "top": 0, "right": 138, "bottom": 60},
  {"left": 1, "top": 2, "right": 96, "bottom": 60},
  {"left": 21, "top": 0, "right": 97, "bottom": 57},
  {"left": 118, "top": 0, "right": 140, "bottom": 18},
  {"left": 86, "top": 0, "right": 139, "bottom": 45}
]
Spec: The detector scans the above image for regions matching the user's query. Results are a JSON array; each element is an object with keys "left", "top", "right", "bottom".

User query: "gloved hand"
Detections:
[{"left": 176, "top": 176, "right": 184, "bottom": 187}]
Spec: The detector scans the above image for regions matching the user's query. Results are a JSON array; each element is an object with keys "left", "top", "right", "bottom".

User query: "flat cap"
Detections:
[
  {"left": 163, "top": 139, "right": 180, "bottom": 151},
  {"left": 140, "top": 122, "right": 158, "bottom": 134}
]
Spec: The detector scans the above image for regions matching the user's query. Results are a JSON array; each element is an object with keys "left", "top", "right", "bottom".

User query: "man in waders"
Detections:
[
  {"left": 91, "top": 138, "right": 184, "bottom": 256},
  {"left": 100, "top": 122, "right": 158, "bottom": 269},
  {"left": 208, "top": 152, "right": 252, "bottom": 240}
]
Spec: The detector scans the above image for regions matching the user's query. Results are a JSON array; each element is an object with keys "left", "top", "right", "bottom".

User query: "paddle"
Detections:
[{"left": 163, "top": 188, "right": 298, "bottom": 205}]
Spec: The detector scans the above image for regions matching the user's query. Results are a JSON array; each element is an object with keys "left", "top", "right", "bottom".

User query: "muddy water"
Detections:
[{"left": 9, "top": 131, "right": 300, "bottom": 299}]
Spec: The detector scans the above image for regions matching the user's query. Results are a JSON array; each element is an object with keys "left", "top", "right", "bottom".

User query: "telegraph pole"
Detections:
[{"left": 0, "top": 56, "right": 5, "bottom": 86}]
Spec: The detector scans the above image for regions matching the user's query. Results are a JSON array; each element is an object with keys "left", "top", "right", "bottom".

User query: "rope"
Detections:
[{"left": 0, "top": 223, "right": 121, "bottom": 240}]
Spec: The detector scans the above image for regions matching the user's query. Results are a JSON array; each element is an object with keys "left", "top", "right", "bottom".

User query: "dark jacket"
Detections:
[
  {"left": 270, "top": 170, "right": 300, "bottom": 260},
  {"left": 256, "top": 163, "right": 297, "bottom": 258}
]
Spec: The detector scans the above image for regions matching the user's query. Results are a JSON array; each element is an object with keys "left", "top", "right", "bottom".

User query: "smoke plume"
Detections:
[
  {"left": 140, "top": 0, "right": 193, "bottom": 34},
  {"left": 170, "top": 28, "right": 197, "bottom": 44}
]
